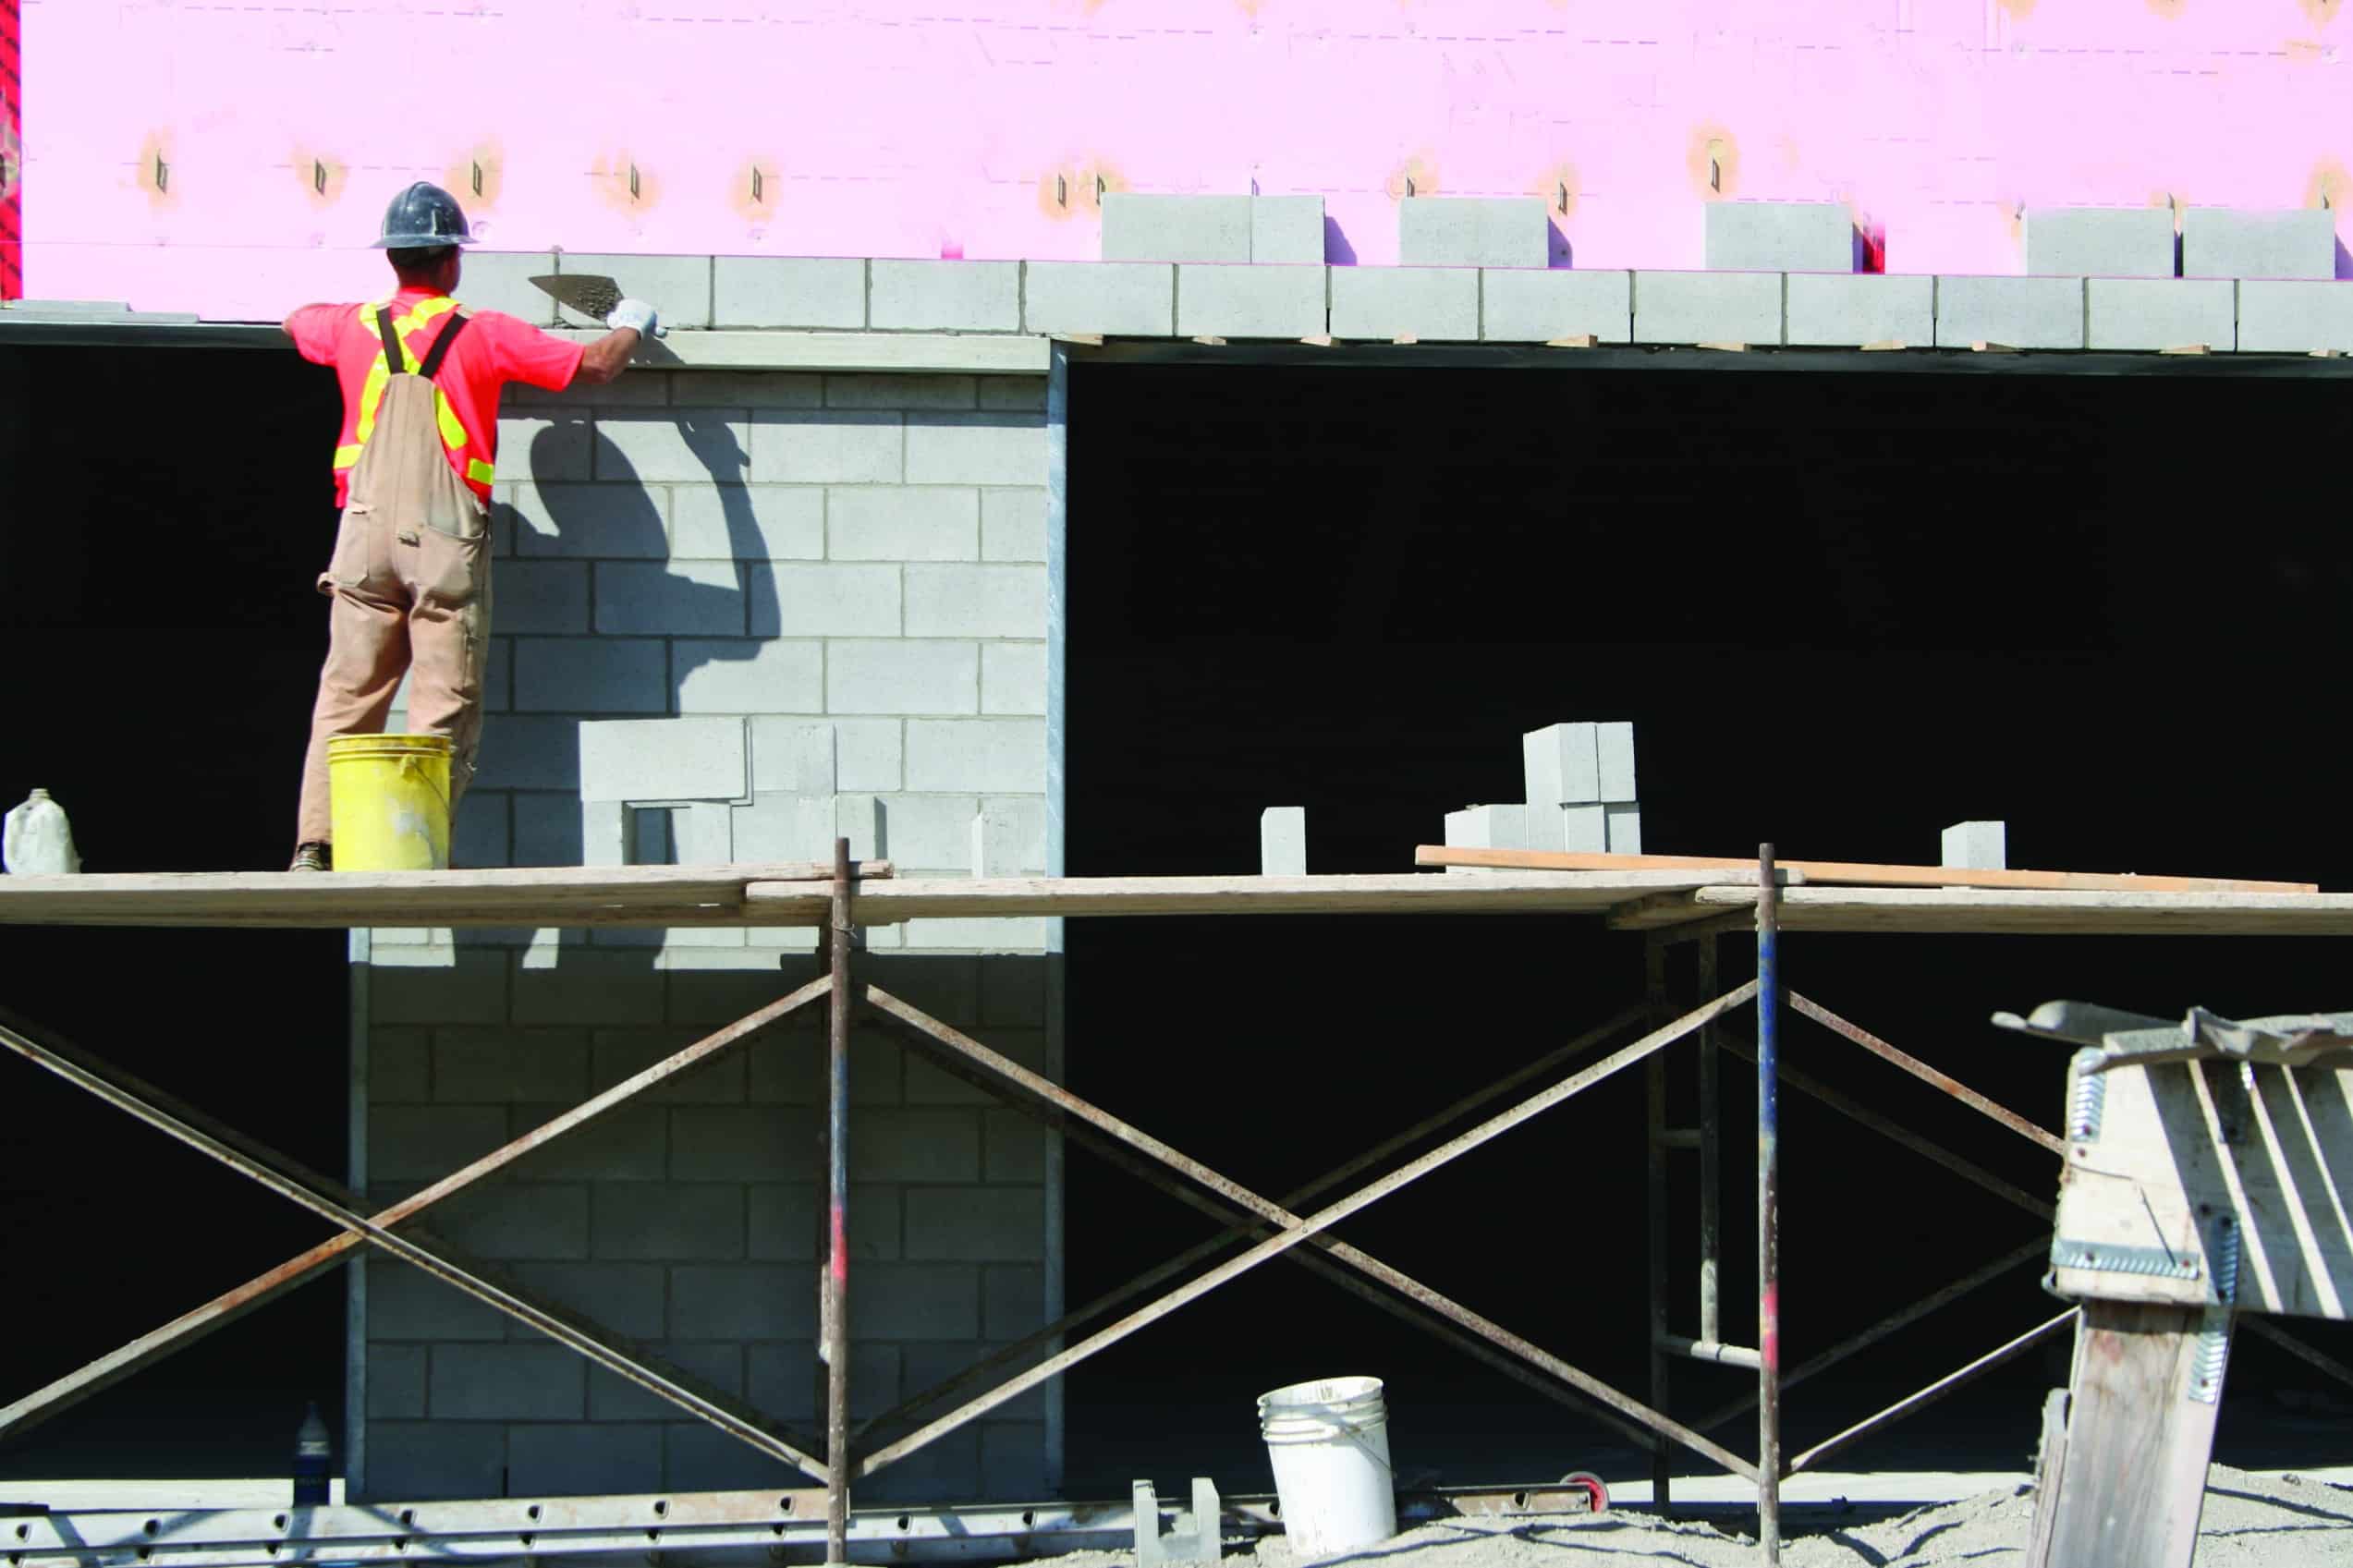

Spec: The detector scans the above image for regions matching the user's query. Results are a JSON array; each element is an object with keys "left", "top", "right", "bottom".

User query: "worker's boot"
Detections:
[{"left": 289, "top": 842, "right": 333, "bottom": 873}]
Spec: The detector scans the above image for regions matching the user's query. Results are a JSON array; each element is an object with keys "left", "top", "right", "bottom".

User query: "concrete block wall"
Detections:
[{"left": 367, "top": 365, "right": 1055, "bottom": 1505}]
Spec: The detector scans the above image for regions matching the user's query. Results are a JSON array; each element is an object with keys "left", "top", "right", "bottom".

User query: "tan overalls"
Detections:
[{"left": 294, "top": 305, "right": 492, "bottom": 850}]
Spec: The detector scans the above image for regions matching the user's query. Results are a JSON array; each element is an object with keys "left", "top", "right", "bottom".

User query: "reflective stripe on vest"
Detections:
[{"left": 333, "top": 297, "right": 496, "bottom": 487}]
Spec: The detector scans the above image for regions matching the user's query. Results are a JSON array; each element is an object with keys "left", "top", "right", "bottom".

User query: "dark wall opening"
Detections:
[
  {"left": 0, "top": 343, "right": 351, "bottom": 1480},
  {"left": 1062, "top": 359, "right": 2353, "bottom": 1491}
]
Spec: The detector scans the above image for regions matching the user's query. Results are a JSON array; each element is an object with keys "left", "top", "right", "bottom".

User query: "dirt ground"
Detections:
[{"left": 1063, "top": 1465, "right": 2353, "bottom": 1567}]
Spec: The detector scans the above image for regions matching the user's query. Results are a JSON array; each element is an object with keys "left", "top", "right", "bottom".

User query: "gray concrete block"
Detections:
[
  {"left": 1562, "top": 803, "right": 1607, "bottom": 854},
  {"left": 2183, "top": 208, "right": 2336, "bottom": 281},
  {"left": 749, "top": 721, "right": 837, "bottom": 795},
  {"left": 1328, "top": 266, "right": 1479, "bottom": 341},
  {"left": 372, "top": 1106, "right": 508, "bottom": 1181},
  {"left": 512, "top": 637, "right": 667, "bottom": 713},
  {"left": 822, "top": 373, "right": 976, "bottom": 410},
  {"left": 433, "top": 1026, "right": 590, "bottom": 1103},
  {"left": 979, "top": 377, "right": 1046, "bottom": 410},
  {"left": 662, "top": 1421, "right": 814, "bottom": 1490},
  {"left": 668, "top": 1263, "right": 815, "bottom": 1340},
  {"left": 371, "top": 1027, "right": 431, "bottom": 1102},
  {"left": 363, "top": 1422, "right": 506, "bottom": 1501},
  {"left": 510, "top": 954, "right": 667, "bottom": 1034},
  {"left": 498, "top": 415, "right": 593, "bottom": 482},
  {"left": 2026, "top": 207, "right": 2176, "bottom": 278},
  {"left": 849, "top": 1109, "right": 981, "bottom": 1183},
  {"left": 593, "top": 411, "right": 750, "bottom": 486},
  {"left": 749, "top": 410, "right": 904, "bottom": 485},
  {"left": 855, "top": 1264, "right": 982, "bottom": 1340},
  {"left": 1706, "top": 201, "right": 1856, "bottom": 273},
  {"left": 454, "top": 791, "right": 512, "bottom": 869},
  {"left": 978, "top": 798, "right": 1046, "bottom": 876},
  {"left": 1102, "top": 194, "right": 1251, "bottom": 263},
  {"left": 2236, "top": 280, "right": 2353, "bottom": 351},
  {"left": 1603, "top": 804, "right": 1640, "bottom": 856},
  {"left": 593, "top": 560, "right": 746, "bottom": 637},
  {"left": 979, "top": 958, "right": 1047, "bottom": 1028},
  {"left": 674, "top": 639, "right": 825, "bottom": 715},
  {"left": 748, "top": 1342, "right": 900, "bottom": 1421},
  {"left": 591, "top": 1027, "right": 749, "bottom": 1104},
  {"left": 2087, "top": 278, "right": 2235, "bottom": 351},
  {"left": 1524, "top": 723, "right": 1600, "bottom": 807},
  {"left": 1444, "top": 804, "right": 1532, "bottom": 853},
  {"left": 983, "top": 1111, "right": 1047, "bottom": 1183},
  {"left": 749, "top": 562, "right": 902, "bottom": 637},
  {"left": 368, "top": 1257, "right": 508, "bottom": 1342},
  {"left": 508, "top": 1260, "right": 669, "bottom": 1341},
  {"left": 458, "top": 250, "right": 559, "bottom": 326},
  {"left": 1176, "top": 264, "right": 1327, "bottom": 338},
  {"left": 728, "top": 792, "right": 831, "bottom": 863},
  {"left": 514, "top": 793, "right": 587, "bottom": 867},
  {"left": 1932, "top": 275, "right": 2085, "bottom": 349},
  {"left": 593, "top": 1183, "right": 745, "bottom": 1260},
  {"left": 870, "top": 261, "right": 1022, "bottom": 332},
  {"left": 906, "top": 412, "right": 1048, "bottom": 486},
  {"left": 1253, "top": 197, "right": 1327, "bottom": 264},
  {"left": 981, "top": 489, "right": 1048, "bottom": 563},
  {"left": 981, "top": 1421, "right": 1049, "bottom": 1501},
  {"left": 904, "top": 916, "right": 1048, "bottom": 954},
  {"left": 860, "top": 1421, "right": 982, "bottom": 1504},
  {"left": 668, "top": 1106, "right": 819, "bottom": 1182},
  {"left": 1022, "top": 261, "right": 1175, "bottom": 336},
  {"left": 905, "top": 1186, "right": 1043, "bottom": 1262},
  {"left": 505, "top": 1101, "right": 668, "bottom": 1178},
  {"left": 1400, "top": 198, "right": 1549, "bottom": 270},
  {"left": 1479, "top": 269, "right": 1631, "bottom": 343},
  {"left": 489, "top": 561, "right": 590, "bottom": 634},
  {"left": 426, "top": 1178, "right": 590, "bottom": 1261},
  {"left": 1784, "top": 273, "right": 1933, "bottom": 346},
  {"left": 904, "top": 1026, "right": 1042, "bottom": 1103},
  {"left": 508, "top": 371, "right": 672, "bottom": 409},
  {"left": 579, "top": 717, "right": 747, "bottom": 802},
  {"left": 1633, "top": 271, "right": 1782, "bottom": 346},
  {"left": 506, "top": 1424, "right": 663, "bottom": 1496},
  {"left": 713, "top": 258, "right": 867, "bottom": 330},
  {"left": 905, "top": 564, "right": 1046, "bottom": 638},
  {"left": 429, "top": 1343, "right": 584, "bottom": 1420},
  {"left": 1943, "top": 820, "right": 2007, "bottom": 869},
  {"left": 371, "top": 949, "right": 512, "bottom": 1025},
  {"left": 1597, "top": 722, "right": 1636, "bottom": 801},
  {"left": 835, "top": 718, "right": 905, "bottom": 791},
  {"left": 829, "top": 486, "right": 981, "bottom": 561},
  {"left": 668, "top": 371, "right": 824, "bottom": 408},
  {"left": 557, "top": 253, "right": 713, "bottom": 330},
  {"left": 905, "top": 719, "right": 1046, "bottom": 793},
  {"left": 872, "top": 793, "right": 983, "bottom": 868},
  {"left": 508, "top": 483, "right": 667, "bottom": 559},
  {"left": 981, "top": 643, "right": 1046, "bottom": 717},
  {"left": 1261, "top": 806, "right": 1306, "bottom": 876},
  {"left": 367, "top": 1343, "right": 428, "bottom": 1419},
  {"left": 748, "top": 1182, "right": 901, "bottom": 1260},
  {"left": 588, "top": 1341, "right": 742, "bottom": 1421}
]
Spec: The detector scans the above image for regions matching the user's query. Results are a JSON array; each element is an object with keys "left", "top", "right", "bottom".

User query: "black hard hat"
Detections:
[{"left": 371, "top": 181, "right": 475, "bottom": 249}]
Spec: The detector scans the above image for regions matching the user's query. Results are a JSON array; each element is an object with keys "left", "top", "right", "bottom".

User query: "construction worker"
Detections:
[{"left": 281, "top": 181, "right": 656, "bottom": 871}]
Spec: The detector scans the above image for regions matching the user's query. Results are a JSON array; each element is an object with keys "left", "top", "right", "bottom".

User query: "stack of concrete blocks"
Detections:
[
  {"left": 1101, "top": 193, "right": 1331, "bottom": 340},
  {"left": 365, "top": 327, "right": 1055, "bottom": 1505},
  {"left": 1442, "top": 722, "right": 1640, "bottom": 868}
]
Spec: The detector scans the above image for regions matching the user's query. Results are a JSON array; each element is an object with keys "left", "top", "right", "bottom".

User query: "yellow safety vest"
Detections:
[{"left": 332, "top": 296, "right": 497, "bottom": 488}]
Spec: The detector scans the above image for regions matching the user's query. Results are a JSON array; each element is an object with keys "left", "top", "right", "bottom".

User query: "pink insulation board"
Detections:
[{"left": 18, "top": 0, "right": 2352, "bottom": 322}]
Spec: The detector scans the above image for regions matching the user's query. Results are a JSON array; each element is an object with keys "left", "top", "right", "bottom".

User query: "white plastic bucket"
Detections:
[{"left": 1257, "top": 1376, "right": 1397, "bottom": 1560}]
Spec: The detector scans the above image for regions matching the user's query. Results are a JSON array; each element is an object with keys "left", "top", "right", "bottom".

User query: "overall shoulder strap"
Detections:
[
  {"left": 374, "top": 306, "right": 406, "bottom": 372},
  {"left": 416, "top": 310, "right": 472, "bottom": 382}
]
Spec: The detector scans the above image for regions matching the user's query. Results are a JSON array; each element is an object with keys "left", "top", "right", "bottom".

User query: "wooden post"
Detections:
[{"left": 2024, "top": 1301, "right": 2229, "bottom": 1568}]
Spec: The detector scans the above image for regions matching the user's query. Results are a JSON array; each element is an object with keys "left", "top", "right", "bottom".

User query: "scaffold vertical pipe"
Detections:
[
  {"left": 1697, "top": 931, "right": 1721, "bottom": 1348},
  {"left": 1756, "top": 845, "right": 1783, "bottom": 1562},
  {"left": 825, "top": 838, "right": 854, "bottom": 1562},
  {"left": 1643, "top": 934, "right": 1673, "bottom": 1514}
]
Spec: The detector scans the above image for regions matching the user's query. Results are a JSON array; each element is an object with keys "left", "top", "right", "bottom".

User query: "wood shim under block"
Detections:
[
  {"left": 1415, "top": 845, "right": 2317, "bottom": 894},
  {"left": 1299, "top": 334, "right": 1336, "bottom": 347},
  {"left": 0, "top": 861, "right": 890, "bottom": 930},
  {"left": 1190, "top": 335, "right": 1227, "bottom": 346},
  {"left": 1696, "top": 341, "right": 1749, "bottom": 352},
  {"left": 739, "top": 869, "right": 1793, "bottom": 924},
  {"left": 1054, "top": 333, "right": 1104, "bottom": 346},
  {"left": 1972, "top": 341, "right": 2018, "bottom": 353},
  {"left": 1860, "top": 339, "right": 1906, "bottom": 352},
  {"left": 1391, "top": 334, "right": 1419, "bottom": 346},
  {"left": 2160, "top": 344, "right": 2211, "bottom": 356},
  {"left": 1546, "top": 334, "right": 1598, "bottom": 348},
  {"left": 1609, "top": 886, "right": 2353, "bottom": 937}
]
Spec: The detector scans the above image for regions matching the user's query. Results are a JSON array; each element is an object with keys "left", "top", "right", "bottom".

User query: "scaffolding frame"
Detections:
[{"left": 6, "top": 846, "right": 2353, "bottom": 1568}]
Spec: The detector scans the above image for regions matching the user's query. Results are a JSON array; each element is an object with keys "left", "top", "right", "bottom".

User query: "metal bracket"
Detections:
[
  {"left": 1134, "top": 1479, "right": 1222, "bottom": 1568},
  {"left": 2189, "top": 1215, "right": 2239, "bottom": 1404},
  {"left": 2066, "top": 1050, "right": 2107, "bottom": 1142},
  {"left": 2049, "top": 1238, "right": 2201, "bottom": 1283}
]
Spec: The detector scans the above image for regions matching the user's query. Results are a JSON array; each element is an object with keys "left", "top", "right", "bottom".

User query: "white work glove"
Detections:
[{"left": 605, "top": 298, "right": 663, "bottom": 338}]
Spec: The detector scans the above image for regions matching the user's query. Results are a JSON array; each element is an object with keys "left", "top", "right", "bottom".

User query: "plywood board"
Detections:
[{"left": 1610, "top": 887, "right": 2353, "bottom": 938}]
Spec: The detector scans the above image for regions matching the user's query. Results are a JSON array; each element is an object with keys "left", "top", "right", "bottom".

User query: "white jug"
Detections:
[{"left": 4, "top": 788, "right": 81, "bottom": 875}]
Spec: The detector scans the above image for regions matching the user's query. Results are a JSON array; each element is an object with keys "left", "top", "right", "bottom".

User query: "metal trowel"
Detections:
[{"left": 529, "top": 273, "right": 669, "bottom": 335}]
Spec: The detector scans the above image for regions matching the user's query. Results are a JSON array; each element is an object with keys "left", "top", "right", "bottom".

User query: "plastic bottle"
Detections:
[
  {"left": 2, "top": 789, "right": 80, "bottom": 875},
  {"left": 293, "top": 1401, "right": 331, "bottom": 1506}
]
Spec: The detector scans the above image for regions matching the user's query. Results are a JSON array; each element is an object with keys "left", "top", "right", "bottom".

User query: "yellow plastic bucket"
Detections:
[{"left": 326, "top": 734, "right": 452, "bottom": 871}]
